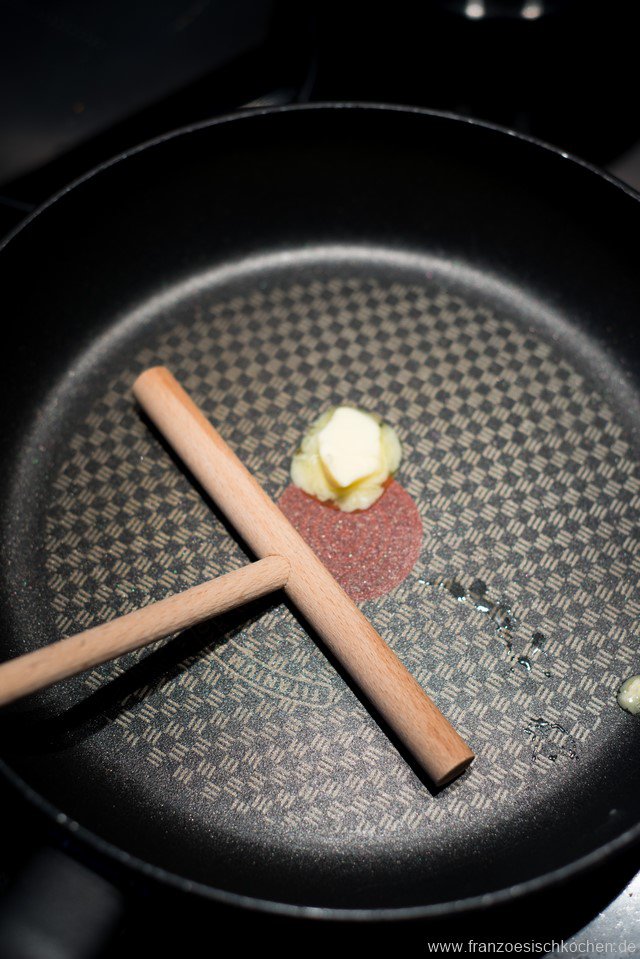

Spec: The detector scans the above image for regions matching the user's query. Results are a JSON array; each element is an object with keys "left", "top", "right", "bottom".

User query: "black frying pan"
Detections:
[{"left": 0, "top": 104, "right": 639, "bottom": 922}]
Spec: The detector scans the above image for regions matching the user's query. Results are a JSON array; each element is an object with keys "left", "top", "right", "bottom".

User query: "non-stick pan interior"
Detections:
[{"left": 0, "top": 107, "right": 639, "bottom": 913}]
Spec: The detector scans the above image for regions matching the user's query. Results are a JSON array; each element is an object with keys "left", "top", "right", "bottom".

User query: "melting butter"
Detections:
[
  {"left": 617, "top": 675, "right": 640, "bottom": 716},
  {"left": 318, "top": 407, "right": 382, "bottom": 488},
  {"left": 291, "top": 406, "right": 402, "bottom": 512}
]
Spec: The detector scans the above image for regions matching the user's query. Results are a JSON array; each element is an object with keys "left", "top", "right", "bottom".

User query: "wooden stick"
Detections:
[
  {"left": 0, "top": 555, "right": 290, "bottom": 708},
  {"left": 134, "top": 367, "right": 474, "bottom": 786}
]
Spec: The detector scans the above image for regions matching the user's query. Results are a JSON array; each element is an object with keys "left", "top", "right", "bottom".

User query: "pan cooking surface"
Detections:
[{"left": 2, "top": 249, "right": 639, "bottom": 908}]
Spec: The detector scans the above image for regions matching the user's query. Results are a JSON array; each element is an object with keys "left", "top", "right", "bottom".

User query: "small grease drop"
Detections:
[
  {"left": 617, "top": 675, "right": 640, "bottom": 716},
  {"left": 446, "top": 580, "right": 466, "bottom": 602},
  {"left": 424, "top": 576, "right": 556, "bottom": 676},
  {"left": 469, "top": 579, "right": 491, "bottom": 613},
  {"left": 525, "top": 716, "right": 577, "bottom": 764},
  {"left": 526, "top": 717, "right": 566, "bottom": 734},
  {"left": 492, "top": 603, "right": 517, "bottom": 633},
  {"left": 470, "top": 579, "right": 487, "bottom": 596}
]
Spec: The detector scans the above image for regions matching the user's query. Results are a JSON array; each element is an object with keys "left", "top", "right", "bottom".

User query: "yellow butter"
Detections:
[
  {"left": 290, "top": 406, "right": 402, "bottom": 512},
  {"left": 617, "top": 675, "right": 640, "bottom": 716},
  {"left": 318, "top": 407, "right": 382, "bottom": 488}
]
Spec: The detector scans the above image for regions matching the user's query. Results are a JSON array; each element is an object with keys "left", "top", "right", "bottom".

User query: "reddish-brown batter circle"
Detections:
[{"left": 278, "top": 480, "right": 423, "bottom": 603}]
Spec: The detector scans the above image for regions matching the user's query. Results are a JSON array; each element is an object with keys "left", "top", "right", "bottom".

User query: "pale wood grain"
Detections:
[
  {"left": 134, "top": 366, "right": 474, "bottom": 786},
  {"left": 0, "top": 555, "right": 290, "bottom": 708}
]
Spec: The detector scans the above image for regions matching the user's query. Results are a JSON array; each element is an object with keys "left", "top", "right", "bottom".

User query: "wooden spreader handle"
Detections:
[
  {"left": 134, "top": 367, "right": 474, "bottom": 786},
  {"left": 0, "top": 555, "right": 290, "bottom": 708}
]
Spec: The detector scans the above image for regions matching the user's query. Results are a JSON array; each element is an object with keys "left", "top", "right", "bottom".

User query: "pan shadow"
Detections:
[
  {"left": 0, "top": 591, "right": 284, "bottom": 757},
  {"left": 0, "top": 587, "right": 447, "bottom": 797}
]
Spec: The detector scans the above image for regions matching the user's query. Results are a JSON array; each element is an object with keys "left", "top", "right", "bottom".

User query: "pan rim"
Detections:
[
  {"left": 2, "top": 755, "right": 639, "bottom": 920},
  {"left": 2, "top": 100, "right": 640, "bottom": 258},
  {"left": 1, "top": 100, "right": 640, "bottom": 918}
]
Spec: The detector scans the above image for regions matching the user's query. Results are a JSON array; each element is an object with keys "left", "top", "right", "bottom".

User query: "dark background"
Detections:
[
  {"left": 3, "top": 0, "right": 640, "bottom": 225},
  {"left": 0, "top": 1, "right": 638, "bottom": 954}
]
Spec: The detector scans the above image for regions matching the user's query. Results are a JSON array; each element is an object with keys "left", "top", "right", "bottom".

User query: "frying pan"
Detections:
[{"left": 0, "top": 104, "right": 639, "bottom": 923}]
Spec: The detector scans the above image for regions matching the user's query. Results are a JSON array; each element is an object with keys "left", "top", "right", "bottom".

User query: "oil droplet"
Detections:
[
  {"left": 492, "top": 603, "right": 517, "bottom": 632},
  {"left": 524, "top": 716, "right": 577, "bottom": 764},
  {"left": 426, "top": 576, "right": 545, "bottom": 676},
  {"left": 469, "top": 579, "right": 491, "bottom": 612},
  {"left": 446, "top": 580, "right": 466, "bottom": 602},
  {"left": 526, "top": 717, "right": 566, "bottom": 734}
]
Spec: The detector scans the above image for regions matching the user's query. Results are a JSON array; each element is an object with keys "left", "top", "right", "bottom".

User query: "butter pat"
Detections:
[
  {"left": 617, "top": 675, "right": 640, "bottom": 716},
  {"left": 318, "top": 407, "right": 382, "bottom": 487},
  {"left": 291, "top": 406, "right": 402, "bottom": 512}
]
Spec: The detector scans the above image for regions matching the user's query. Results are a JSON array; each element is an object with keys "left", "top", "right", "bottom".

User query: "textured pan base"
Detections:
[{"left": 4, "top": 251, "right": 640, "bottom": 908}]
